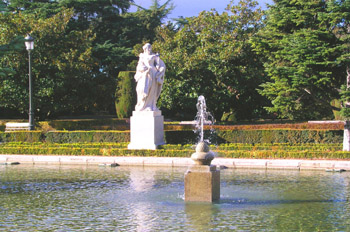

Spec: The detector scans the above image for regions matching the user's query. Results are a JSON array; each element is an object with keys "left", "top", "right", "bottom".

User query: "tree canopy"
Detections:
[
  {"left": 154, "top": 0, "right": 268, "bottom": 120},
  {"left": 0, "top": 8, "right": 95, "bottom": 118},
  {"left": 0, "top": 0, "right": 172, "bottom": 119},
  {"left": 1, "top": 0, "right": 349, "bottom": 122},
  {"left": 252, "top": 0, "right": 350, "bottom": 120}
]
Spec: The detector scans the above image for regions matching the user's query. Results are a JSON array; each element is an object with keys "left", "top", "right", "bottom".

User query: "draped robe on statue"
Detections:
[{"left": 134, "top": 49, "right": 165, "bottom": 112}]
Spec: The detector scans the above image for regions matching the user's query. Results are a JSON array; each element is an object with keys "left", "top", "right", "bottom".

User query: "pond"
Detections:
[{"left": 1, "top": 164, "right": 349, "bottom": 231}]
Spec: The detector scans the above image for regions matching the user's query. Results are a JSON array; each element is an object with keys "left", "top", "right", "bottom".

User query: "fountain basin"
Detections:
[{"left": 1, "top": 165, "right": 350, "bottom": 231}]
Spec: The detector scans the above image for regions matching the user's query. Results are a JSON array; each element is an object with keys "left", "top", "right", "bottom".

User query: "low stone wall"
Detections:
[{"left": 1, "top": 155, "right": 350, "bottom": 171}]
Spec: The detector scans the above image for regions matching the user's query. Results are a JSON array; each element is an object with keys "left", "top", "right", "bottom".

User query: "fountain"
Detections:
[
  {"left": 191, "top": 95, "right": 216, "bottom": 165},
  {"left": 2, "top": 165, "right": 350, "bottom": 231},
  {"left": 185, "top": 96, "right": 220, "bottom": 202}
]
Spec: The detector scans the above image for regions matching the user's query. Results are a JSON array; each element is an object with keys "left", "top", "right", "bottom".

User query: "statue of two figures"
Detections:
[{"left": 134, "top": 43, "right": 165, "bottom": 112}]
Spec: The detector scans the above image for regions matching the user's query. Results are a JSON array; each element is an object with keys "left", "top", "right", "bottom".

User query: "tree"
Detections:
[
  {"left": 127, "top": 0, "right": 174, "bottom": 44},
  {"left": 1, "top": 0, "right": 173, "bottom": 116},
  {"left": 322, "top": 0, "right": 350, "bottom": 150},
  {"left": 153, "top": 0, "right": 267, "bottom": 120},
  {"left": 0, "top": 36, "right": 23, "bottom": 77},
  {"left": 0, "top": 8, "right": 95, "bottom": 119},
  {"left": 0, "top": 2, "right": 23, "bottom": 78},
  {"left": 252, "top": 0, "right": 349, "bottom": 120}
]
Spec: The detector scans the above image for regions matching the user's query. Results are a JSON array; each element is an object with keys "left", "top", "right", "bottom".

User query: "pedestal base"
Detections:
[
  {"left": 184, "top": 165, "right": 220, "bottom": 202},
  {"left": 128, "top": 110, "right": 165, "bottom": 150}
]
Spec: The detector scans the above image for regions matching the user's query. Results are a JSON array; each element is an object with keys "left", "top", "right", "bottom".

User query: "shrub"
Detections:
[
  {"left": 0, "top": 131, "right": 43, "bottom": 143},
  {"left": 45, "top": 131, "right": 130, "bottom": 143},
  {"left": 0, "top": 128, "right": 345, "bottom": 145},
  {"left": 216, "top": 129, "right": 343, "bottom": 144},
  {"left": 43, "top": 119, "right": 129, "bottom": 131},
  {"left": 1, "top": 142, "right": 349, "bottom": 159},
  {"left": 115, "top": 71, "right": 136, "bottom": 118}
]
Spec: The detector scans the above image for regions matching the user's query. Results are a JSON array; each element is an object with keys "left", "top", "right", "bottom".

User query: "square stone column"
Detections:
[
  {"left": 128, "top": 110, "right": 165, "bottom": 150},
  {"left": 185, "top": 165, "right": 220, "bottom": 202}
]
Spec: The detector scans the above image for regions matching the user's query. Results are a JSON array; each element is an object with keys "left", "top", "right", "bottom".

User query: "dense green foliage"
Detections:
[
  {"left": 0, "top": 128, "right": 343, "bottom": 144},
  {"left": 115, "top": 71, "right": 136, "bottom": 118},
  {"left": 0, "top": 0, "right": 349, "bottom": 121},
  {"left": 38, "top": 119, "right": 130, "bottom": 131},
  {"left": 252, "top": 0, "right": 350, "bottom": 120},
  {"left": 1, "top": 141, "right": 350, "bottom": 159},
  {"left": 0, "top": 8, "right": 95, "bottom": 118},
  {"left": 0, "top": 36, "right": 23, "bottom": 77},
  {"left": 153, "top": 0, "right": 268, "bottom": 120},
  {"left": 0, "top": 0, "right": 172, "bottom": 119}
]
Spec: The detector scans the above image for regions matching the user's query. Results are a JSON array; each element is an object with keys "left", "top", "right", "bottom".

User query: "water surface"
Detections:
[{"left": 1, "top": 165, "right": 349, "bottom": 231}]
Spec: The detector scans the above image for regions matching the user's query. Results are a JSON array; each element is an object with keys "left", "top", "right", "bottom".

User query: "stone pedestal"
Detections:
[
  {"left": 128, "top": 110, "right": 165, "bottom": 150},
  {"left": 184, "top": 165, "right": 220, "bottom": 202}
]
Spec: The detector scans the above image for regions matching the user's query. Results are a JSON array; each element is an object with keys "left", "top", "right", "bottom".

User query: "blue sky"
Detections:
[{"left": 131, "top": 0, "right": 274, "bottom": 20}]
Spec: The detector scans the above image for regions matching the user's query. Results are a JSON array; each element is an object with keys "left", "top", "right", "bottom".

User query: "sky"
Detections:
[{"left": 131, "top": 0, "right": 274, "bottom": 20}]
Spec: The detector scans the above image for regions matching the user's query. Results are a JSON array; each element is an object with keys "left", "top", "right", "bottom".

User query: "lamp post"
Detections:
[{"left": 24, "top": 34, "right": 34, "bottom": 130}]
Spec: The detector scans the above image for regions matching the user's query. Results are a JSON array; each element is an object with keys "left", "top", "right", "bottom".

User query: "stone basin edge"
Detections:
[{"left": 1, "top": 154, "right": 350, "bottom": 171}]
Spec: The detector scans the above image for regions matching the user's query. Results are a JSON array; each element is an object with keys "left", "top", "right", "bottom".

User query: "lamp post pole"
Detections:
[
  {"left": 25, "top": 35, "right": 34, "bottom": 131},
  {"left": 28, "top": 49, "right": 34, "bottom": 130}
]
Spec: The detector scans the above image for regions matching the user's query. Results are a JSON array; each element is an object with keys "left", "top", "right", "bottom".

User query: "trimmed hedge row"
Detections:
[
  {"left": 45, "top": 131, "right": 130, "bottom": 143},
  {"left": 0, "top": 147, "right": 190, "bottom": 157},
  {"left": 217, "top": 129, "right": 343, "bottom": 144},
  {"left": 2, "top": 142, "right": 341, "bottom": 151},
  {"left": 42, "top": 119, "right": 130, "bottom": 131},
  {"left": 219, "top": 150, "right": 350, "bottom": 160},
  {"left": 0, "top": 131, "right": 43, "bottom": 143},
  {"left": 0, "top": 142, "right": 347, "bottom": 159},
  {"left": 0, "top": 129, "right": 344, "bottom": 144},
  {"left": 3, "top": 120, "right": 343, "bottom": 132},
  {"left": 213, "top": 122, "right": 344, "bottom": 130},
  {"left": 0, "top": 131, "right": 130, "bottom": 143},
  {"left": 1, "top": 143, "right": 350, "bottom": 159},
  {"left": 216, "top": 143, "right": 342, "bottom": 151}
]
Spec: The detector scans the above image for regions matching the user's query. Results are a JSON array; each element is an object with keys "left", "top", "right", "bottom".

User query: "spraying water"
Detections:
[{"left": 194, "top": 96, "right": 215, "bottom": 143}]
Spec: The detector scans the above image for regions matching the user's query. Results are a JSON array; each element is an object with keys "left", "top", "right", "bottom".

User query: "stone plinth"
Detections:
[
  {"left": 184, "top": 165, "right": 220, "bottom": 202},
  {"left": 128, "top": 110, "right": 165, "bottom": 150}
]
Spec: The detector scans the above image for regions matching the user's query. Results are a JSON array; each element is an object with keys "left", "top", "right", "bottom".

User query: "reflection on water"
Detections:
[{"left": 1, "top": 165, "right": 350, "bottom": 231}]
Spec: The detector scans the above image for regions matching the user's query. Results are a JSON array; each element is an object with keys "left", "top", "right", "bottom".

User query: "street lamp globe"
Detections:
[{"left": 24, "top": 34, "right": 34, "bottom": 51}]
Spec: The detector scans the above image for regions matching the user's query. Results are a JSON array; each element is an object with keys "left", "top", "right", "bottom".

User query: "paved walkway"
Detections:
[{"left": 1, "top": 154, "right": 350, "bottom": 170}]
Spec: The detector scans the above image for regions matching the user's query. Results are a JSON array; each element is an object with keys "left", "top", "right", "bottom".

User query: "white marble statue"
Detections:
[{"left": 134, "top": 43, "right": 166, "bottom": 111}]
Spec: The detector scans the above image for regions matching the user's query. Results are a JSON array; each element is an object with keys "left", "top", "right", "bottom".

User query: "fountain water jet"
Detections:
[
  {"left": 194, "top": 95, "right": 215, "bottom": 144},
  {"left": 185, "top": 96, "right": 220, "bottom": 202},
  {"left": 191, "top": 96, "right": 216, "bottom": 166}
]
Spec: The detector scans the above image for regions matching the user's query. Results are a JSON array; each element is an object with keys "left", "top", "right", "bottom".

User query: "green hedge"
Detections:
[
  {"left": 217, "top": 129, "right": 343, "bottom": 144},
  {"left": 42, "top": 119, "right": 129, "bottom": 131},
  {"left": 1, "top": 142, "right": 350, "bottom": 159},
  {"left": 45, "top": 131, "right": 130, "bottom": 143},
  {"left": 219, "top": 150, "right": 350, "bottom": 159},
  {"left": 0, "top": 131, "right": 43, "bottom": 143},
  {"left": 216, "top": 143, "right": 342, "bottom": 151},
  {"left": 0, "top": 129, "right": 345, "bottom": 144},
  {"left": 164, "top": 130, "right": 197, "bottom": 144}
]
